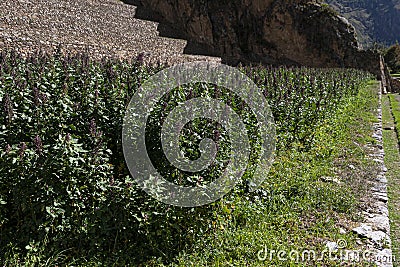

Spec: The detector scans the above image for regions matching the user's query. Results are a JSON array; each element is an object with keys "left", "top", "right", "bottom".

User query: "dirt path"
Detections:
[{"left": 0, "top": 0, "right": 219, "bottom": 63}]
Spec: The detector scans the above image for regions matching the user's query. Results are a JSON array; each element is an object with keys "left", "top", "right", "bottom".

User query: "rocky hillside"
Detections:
[
  {"left": 129, "top": 0, "right": 380, "bottom": 74},
  {"left": 325, "top": 0, "right": 400, "bottom": 47}
]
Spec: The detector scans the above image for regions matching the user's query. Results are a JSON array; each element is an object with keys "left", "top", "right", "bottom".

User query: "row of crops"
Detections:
[{"left": 0, "top": 50, "right": 373, "bottom": 263}]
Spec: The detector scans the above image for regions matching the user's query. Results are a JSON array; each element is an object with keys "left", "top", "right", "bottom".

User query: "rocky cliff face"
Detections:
[{"left": 128, "top": 0, "right": 381, "bottom": 75}]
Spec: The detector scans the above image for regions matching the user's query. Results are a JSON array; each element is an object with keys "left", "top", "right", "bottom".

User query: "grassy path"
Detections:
[{"left": 383, "top": 93, "right": 400, "bottom": 266}]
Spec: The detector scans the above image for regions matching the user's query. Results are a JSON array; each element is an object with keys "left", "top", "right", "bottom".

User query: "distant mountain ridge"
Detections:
[{"left": 326, "top": 0, "right": 400, "bottom": 47}]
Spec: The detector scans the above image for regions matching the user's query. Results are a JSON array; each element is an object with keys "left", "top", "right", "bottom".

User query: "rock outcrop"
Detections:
[{"left": 126, "top": 0, "right": 397, "bottom": 85}]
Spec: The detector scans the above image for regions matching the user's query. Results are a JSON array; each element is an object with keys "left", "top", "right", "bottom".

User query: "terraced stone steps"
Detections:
[{"left": 0, "top": 0, "right": 219, "bottom": 63}]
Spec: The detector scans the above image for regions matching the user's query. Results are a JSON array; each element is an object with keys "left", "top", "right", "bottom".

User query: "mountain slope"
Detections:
[{"left": 326, "top": 0, "right": 400, "bottom": 47}]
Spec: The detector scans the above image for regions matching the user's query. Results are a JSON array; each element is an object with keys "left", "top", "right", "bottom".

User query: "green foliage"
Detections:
[
  {"left": 244, "top": 65, "right": 369, "bottom": 149},
  {"left": 0, "top": 50, "right": 373, "bottom": 265},
  {"left": 320, "top": 3, "right": 339, "bottom": 16},
  {"left": 388, "top": 94, "right": 400, "bottom": 143},
  {"left": 385, "top": 44, "right": 400, "bottom": 74},
  {"left": 165, "top": 82, "right": 381, "bottom": 266}
]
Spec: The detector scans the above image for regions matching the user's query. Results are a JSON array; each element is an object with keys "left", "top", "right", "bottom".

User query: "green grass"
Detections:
[
  {"left": 392, "top": 73, "right": 400, "bottom": 78},
  {"left": 384, "top": 94, "right": 400, "bottom": 266},
  {"left": 389, "top": 94, "right": 400, "bottom": 138}
]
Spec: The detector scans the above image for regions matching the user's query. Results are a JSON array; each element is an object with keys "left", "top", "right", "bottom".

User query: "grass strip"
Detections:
[
  {"left": 383, "top": 94, "right": 400, "bottom": 266},
  {"left": 389, "top": 94, "right": 400, "bottom": 142}
]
